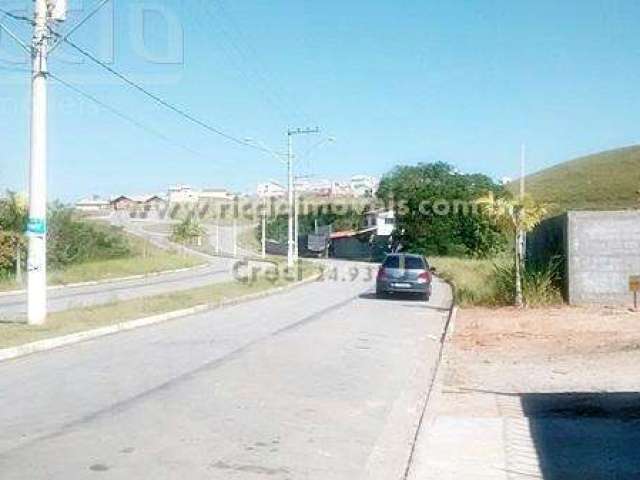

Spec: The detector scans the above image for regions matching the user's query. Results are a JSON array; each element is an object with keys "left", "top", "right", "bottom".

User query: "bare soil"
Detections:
[{"left": 444, "top": 306, "right": 640, "bottom": 395}]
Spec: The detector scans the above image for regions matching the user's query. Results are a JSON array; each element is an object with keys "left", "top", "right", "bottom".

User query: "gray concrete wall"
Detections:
[{"left": 567, "top": 211, "right": 640, "bottom": 306}]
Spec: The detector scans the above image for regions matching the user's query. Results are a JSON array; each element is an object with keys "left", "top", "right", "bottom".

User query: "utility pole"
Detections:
[
  {"left": 515, "top": 144, "right": 527, "bottom": 308},
  {"left": 261, "top": 198, "right": 267, "bottom": 259},
  {"left": 215, "top": 223, "right": 220, "bottom": 254},
  {"left": 294, "top": 192, "right": 299, "bottom": 261},
  {"left": 286, "top": 127, "right": 319, "bottom": 268},
  {"left": 27, "top": 0, "right": 66, "bottom": 325},
  {"left": 233, "top": 219, "right": 238, "bottom": 257}
]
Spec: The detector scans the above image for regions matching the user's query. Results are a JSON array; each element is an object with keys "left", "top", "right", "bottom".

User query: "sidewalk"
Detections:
[{"left": 407, "top": 305, "right": 640, "bottom": 480}]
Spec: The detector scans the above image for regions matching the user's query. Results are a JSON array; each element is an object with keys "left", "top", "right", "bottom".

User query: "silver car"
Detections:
[{"left": 376, "top": 253, "right": 433, "bottom": 300}]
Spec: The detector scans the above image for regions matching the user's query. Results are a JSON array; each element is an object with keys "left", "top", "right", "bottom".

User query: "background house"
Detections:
[
  {"left": 110, "top": 195, "right": 166, "bottom": 212},
  {"left": 257, "top": 181, "right": 286, "bottom": 199},
  {"left": 168, "top": 185, "right": 198, "bottom": 204},
  {"left": 75, "top": 196, "right": 111, "bottom": 212}
]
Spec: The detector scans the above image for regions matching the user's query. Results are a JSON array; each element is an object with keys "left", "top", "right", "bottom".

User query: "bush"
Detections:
[
  {"left": 47, "top": 207, "right": 132, "bottom": 269},
  {"left": 431, "top": 255, "right": 563, "bottom": 307},
  {"left": 171, "top": 216, "right": 205, "bottom": 245},
  {"left": 523, "top": 258, "right": 564, "bottom": 307},
  {"left": 490, "top": 257, "right": 563, "bottom": 307}
]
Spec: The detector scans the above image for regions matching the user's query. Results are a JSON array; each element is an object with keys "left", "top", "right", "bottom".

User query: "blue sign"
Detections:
[{"left": 26, "top": 218, "right": 47, "bottom": 236}]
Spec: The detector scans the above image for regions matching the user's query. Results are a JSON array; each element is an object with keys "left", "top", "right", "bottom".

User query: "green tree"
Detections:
[
  {"left": 476, "top": 191, "right": 547, "bottom": 307},
  {"left": 0, "top": 191, "right": 27, "bottom": 282},
  {"left": 377, "top": 162, "right": 506, "bottom": 257},
  {"left": 171, "top": 216, "right": 205, "bottom": 246}
]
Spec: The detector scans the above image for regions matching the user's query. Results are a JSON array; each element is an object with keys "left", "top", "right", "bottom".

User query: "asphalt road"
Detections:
[
  {"left": 0, "top": 260, "right": 236, "bottom": 319},
  {"left": 0, "top": 263, "right": 452, "bottom": 479},
  {"left": 0, "top": 217, "right": 257, "bottom": 319}
]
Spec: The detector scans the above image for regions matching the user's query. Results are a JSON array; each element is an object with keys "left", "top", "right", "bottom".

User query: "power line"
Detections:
[
  {"left": 48, "top": 71, "right": 206, "bottom": 158},
  {"left": 52, "top": 31, "right": 277, "bottom": 155},
  {"left": 0, "top": 19, "right": 30, "bottom": 53},
  {"left": 0, "top": 7, "right": 34, "bottom": 25},
  {"left": 0, "top": 60, "right": 30, "bottom": 72},
  {"left": 49, "top": 0, "right": 111, "bottom": 53},
  {"left": 1, "top": 5, "right": 289, "bottom": 160}
]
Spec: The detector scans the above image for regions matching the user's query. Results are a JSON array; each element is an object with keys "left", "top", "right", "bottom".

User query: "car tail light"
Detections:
[
  {"left": 377, "top": 267, "right": 386, "bottom": 280},
  {"left": 418, "top": 271, "right": 431, "bottom": 284}
]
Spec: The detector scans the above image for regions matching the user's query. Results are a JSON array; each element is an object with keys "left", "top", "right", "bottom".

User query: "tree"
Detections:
[
  {"left": 0, "top": 191, "right": 27, "bottom": 282},
  {"left": 377, "top": 162, "right": 507, "bottom": 257},
  {"left": 476, "top": 191, "right": 547, "bottom": 307},
  {"left": 171, "top": 216, "right": 205, "bottom": 246}
]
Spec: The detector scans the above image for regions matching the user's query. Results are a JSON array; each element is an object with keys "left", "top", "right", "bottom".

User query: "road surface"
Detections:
[
  {"left": 0, "top": 263, "right": 452, "bottom": 479},
  {"left": 0, "top": 218, "right": 260, "bottom": 320},
  {"left": 0, "top": 260, "right": 236, "bottom": 319}
]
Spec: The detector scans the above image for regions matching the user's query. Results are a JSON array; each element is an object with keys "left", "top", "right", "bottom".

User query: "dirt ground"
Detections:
[
  {"left": 408, "top": 306, "right": 640, "bottom": 479},
  {"left": 445, "top": 305, "right": 640, "bottom": 393}
]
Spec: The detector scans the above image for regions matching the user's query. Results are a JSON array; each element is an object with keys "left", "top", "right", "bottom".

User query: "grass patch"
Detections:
[
  {"left": 0, "top": 234, "right": 204, "bottom": 292},
  {"left": 0, "top": 261, "right": 318, "bottom": 349},
  {"left": 237, "top": 224, "right": 261, "bottom": 253},
  {"left": 430, "top": 256, "right": 499, "bottom": 307},
  {"left": 430, "top": 256, "right": 563, "bottom": 307}
]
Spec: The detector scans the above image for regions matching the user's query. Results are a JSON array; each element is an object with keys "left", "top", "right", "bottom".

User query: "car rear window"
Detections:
[
  {"left": 405, "top": 256, "right": 426, "bottom": 270},
  {"left": 383, "top": 256, "right": 400, "bottom": 268}
]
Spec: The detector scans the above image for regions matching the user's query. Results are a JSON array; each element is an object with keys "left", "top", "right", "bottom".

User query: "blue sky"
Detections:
[{"left": 1, "top": 0, "right": 640, "bottom": 201}]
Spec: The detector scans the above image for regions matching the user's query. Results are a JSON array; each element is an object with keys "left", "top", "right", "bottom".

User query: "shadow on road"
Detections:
[
  {"left": 359, "top": 292, "right": 425, "bottom": 302},
  {"left": 358, "top": 292, "right": 450, "bottom": 312},
  {"left": 522, "top": 392, "right": 640, "bottom": 479}
]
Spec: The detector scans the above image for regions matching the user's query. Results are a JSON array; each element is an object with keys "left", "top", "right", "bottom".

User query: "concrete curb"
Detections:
[
  {"left": 0, "top": 263, "right": 209, "bottom": 298},
  {"left": 402, "top": 278, "right": 458, "bottom": 480},
  {"left": 0, "top": 273, "right": 321, "bottom": 363}
]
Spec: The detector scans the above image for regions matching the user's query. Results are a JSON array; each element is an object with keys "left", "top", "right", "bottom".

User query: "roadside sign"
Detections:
[
  {"left": 308, "top": 234, "right": 328, "bottom": 253},
  {"left": 26, "top": 218, "right": 47, "bottom": 237}
]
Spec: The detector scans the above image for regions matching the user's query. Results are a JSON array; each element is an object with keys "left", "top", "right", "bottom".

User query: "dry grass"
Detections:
[
  {"left": 0, "top": 261, "right": 318, "bottom": 349},
  {"left": 0, "top": 234, "right": 204, "bottom": 292}
]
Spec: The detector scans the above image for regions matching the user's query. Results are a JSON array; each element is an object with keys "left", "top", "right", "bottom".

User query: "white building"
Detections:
[
  {"left": 331, "top": 181, "right": 352, "bottom": 197},
  {"left": 199, "top": 188, "right": 234, "bottom": 201},
  {"left": 364, "top": 210, "right": 396, "bottom": 236},
  {"left": 350, "top": 175, "right": 379, "bottom": 197},
  {"left": 75, "top": 196, "right": 112, "bottom": 212},
  {"left": 168, "top": 184, "right": 198, "bottom": 204},
  {"left": 257, "top": 181, "right": 286, "bottom": 199}
]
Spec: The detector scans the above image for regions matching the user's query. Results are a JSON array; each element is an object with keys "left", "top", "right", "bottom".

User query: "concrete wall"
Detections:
[
  {"left": 528, "top": 210, "right": 640, "bottom": 306},
  {"left": 567, "top": 211, "right": 640, "bottom": 306}
]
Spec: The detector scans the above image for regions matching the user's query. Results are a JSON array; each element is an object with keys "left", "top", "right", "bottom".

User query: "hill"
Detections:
[{"left": 510, "top": 145, "right": 640, "bottom": 215}]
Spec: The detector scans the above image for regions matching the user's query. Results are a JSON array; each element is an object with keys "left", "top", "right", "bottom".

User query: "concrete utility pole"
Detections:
[
  {"left": 215, "top": 223, "right": 220, "bottom": 254},
  {"left": 233, "top": 219, "right": 238, "bottom": 257},
  {"left": 286, "top": 127, "right": 319, "bottom": 268},
  {"left": 515, "top": 143, "right": 527, "bottom": 308},
  {"left": 27, "top": 0, "right": 65, "bottom": 325},
  {"left": 261, "top": 198, "right": 267, "bottom": 259},
  {"left": 294, "top": 193, "right": 299, "bottom": 261},
  {"left": 287, "top": 133, "right": 294, "bottom": 268}
]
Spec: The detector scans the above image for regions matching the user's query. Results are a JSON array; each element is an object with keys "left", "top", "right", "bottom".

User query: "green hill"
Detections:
[{"left": 510, "top": 145, "right": 640, "bottom": 215}]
